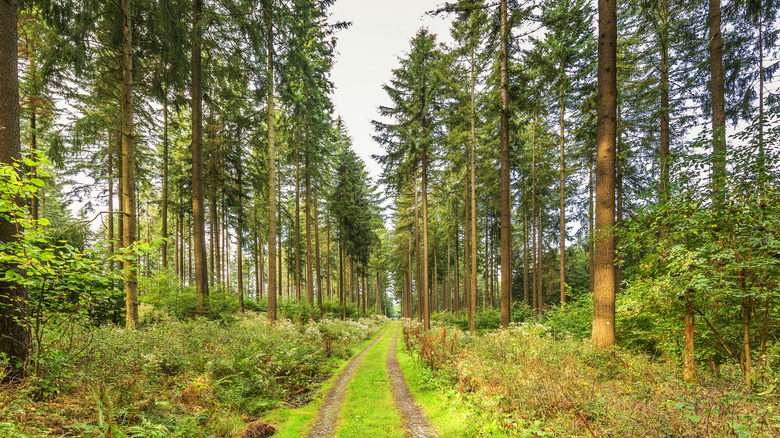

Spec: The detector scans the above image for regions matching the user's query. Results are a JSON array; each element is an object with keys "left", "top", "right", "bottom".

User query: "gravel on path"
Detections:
[
  {"left": 387, "top": 322, "right": 439, "bottom": 438},
  {"left": 305, "top": 324, "right": 391, "bottom": 438}
]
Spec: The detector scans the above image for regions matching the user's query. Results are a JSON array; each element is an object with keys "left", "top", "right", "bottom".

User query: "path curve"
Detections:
[
  {"left": 387, "top": 322, "right": 439, "bottom": 438},
  {"left": 305, "top": 324, "right": 391, "bottom": 438}
]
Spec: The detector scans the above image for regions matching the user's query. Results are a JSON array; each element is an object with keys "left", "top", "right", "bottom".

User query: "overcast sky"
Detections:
[{"left": 328, "top": 1, "right": 454, "bottom": 180}]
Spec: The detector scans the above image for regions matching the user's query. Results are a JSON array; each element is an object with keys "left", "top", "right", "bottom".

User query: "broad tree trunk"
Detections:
[
  {"left": 592, "top": 0, "right": 618, "bottom": 349},
  {"left": 0, "top": 0, "right": 31, "bottom": 370}
]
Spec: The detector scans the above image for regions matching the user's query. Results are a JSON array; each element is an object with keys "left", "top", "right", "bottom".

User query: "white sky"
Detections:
[{"left": 328, "top": 0, "right": 454, "bottom": 180}]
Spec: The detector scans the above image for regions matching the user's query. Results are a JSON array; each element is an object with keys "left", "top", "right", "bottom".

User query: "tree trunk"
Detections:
[
  {"left": 254, "top": 203, "right": 261, "bottom": 299},
  {"left": 0, "top": 0, "right": 31, "bottom": 371},
  {"left": 498, "top": 0, "right": 512, "bottom": 328},
  {"left": 592, "top": 0, "right": 618, "bottom": 349},
  {"left": 121, "top": 0, "right": 138, "bottom": 329},
  {"left": 314, "top": 177, "right": 323, "bottom": 316},
  {"left": 192, "top": 0, "right": 209, "bottom": 314},
  {"left": 532, "top": 115, "right": 538, "bottom": 313},
  {"left": 523, "top": 178, "right": 529, "bottom": 306},
  {"left": 108, "top": 132, "right": 115, "bottom": 272},
  {"left": 339, "top": 237, "right": 345, "bottom": 320},
  {"left": 659, "top": 0, "right": 670, "bottom": 202},
  {"left": 683, "top": 291, "right": 697, "bottom": 383},
  {"left": 237, "top": 161, "right": 244, "bottom": 314},
  {"left": 162, "top": 103, "right": 169, "bottom": 269},
  {"left": 266, "top": 11, "right": 277, "bottom": 322},
  {"left": 295, "top": 156, "right": 301, "bottom": 301},
  {"left": 415, "top": 175, "right": 422, "bottom": 323},
  {"left": 454, "top": 222, "right": 460, "bottom": 313},
  {"left": 305, "top": 147, "right": 314, "bottom": 307},
  {"left": 466, "top": 176, "right": 475, "bottom": 330},
  {"left": 559, "top": 83, "right": 566, "bottom": 307},
  {"left": 709, "top": 0, "right": 726, "bottom": 192}
]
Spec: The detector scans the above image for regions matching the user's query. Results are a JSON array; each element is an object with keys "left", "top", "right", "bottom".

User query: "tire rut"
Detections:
[
  {"left": 387, "top": 322, "right": 439, "bottom": 438},
  {"left": 305, "top": 324, "right": 391, "bottom": 438}
]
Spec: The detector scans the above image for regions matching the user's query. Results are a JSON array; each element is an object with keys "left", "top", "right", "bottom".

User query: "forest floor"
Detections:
[{"left": 265, "top": 320, "right": 445, "bottom": 438}]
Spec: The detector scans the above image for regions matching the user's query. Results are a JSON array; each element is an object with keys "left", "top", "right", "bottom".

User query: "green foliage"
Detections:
[
  {"left": 0, "top": 315, "right": 387, "bottom": 436},
  {"left": 621, "top": 112, "right": 780, "bottom": 383},
  {"left": 402, "top": 320, "right": 780, "bottom": 437}
]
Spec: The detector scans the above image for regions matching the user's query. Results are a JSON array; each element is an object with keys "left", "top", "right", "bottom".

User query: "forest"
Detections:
[{"left": 0, "top": 0, "right": 779, "bottom": 436}]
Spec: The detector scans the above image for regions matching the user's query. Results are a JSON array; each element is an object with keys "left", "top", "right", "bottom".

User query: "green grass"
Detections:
[
  {"left": 264, "top": 322, "right": 390, "bottom": 437},
  {"left": 396, "top": 341, "right": 474, "bottom": 438},
  {"left": 334, "top": 321, "right": 404, "bottom": 438}
]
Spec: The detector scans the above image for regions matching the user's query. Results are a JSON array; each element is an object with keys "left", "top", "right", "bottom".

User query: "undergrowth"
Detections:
[
  {"left": 0, "top": 314, "right": 387, "bottom": 437},
  {"left": 403, "top": 319, "right": 780, "bottom": 437}
]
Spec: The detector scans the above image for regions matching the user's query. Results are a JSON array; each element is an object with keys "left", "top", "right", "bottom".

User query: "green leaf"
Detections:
[{"left": 37, "top": 217, "right": 50, "bottom": 226}]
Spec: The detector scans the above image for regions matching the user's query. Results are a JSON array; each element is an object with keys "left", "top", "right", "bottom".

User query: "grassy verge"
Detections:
[
  {"left": 262, "top": 322, "right": 390, "bottom": 437},
  {"left": 334, "top": 321, "right": 404, "bottom": 438},
  {"left": 396, "top": 341, "right": 474, "bottom": 438}
]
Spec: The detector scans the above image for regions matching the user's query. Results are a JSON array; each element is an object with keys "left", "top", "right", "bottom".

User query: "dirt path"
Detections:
[
  {"left": 387, "top": 323, "right": 439, "bottom": 438},
  {"left": 305, "top": 324, "right": 390, "bottom": 438}
]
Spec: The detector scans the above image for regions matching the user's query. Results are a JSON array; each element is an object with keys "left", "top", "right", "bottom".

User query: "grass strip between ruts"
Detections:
[
  {"left": 396, "top": 331, "right": 474, "bottom": 438},
  {"left": 261, "top": 322, "right": 390, "bottom": 437},
  {"left": 334, "top": 321, "right": 405, "bottom": 438}
]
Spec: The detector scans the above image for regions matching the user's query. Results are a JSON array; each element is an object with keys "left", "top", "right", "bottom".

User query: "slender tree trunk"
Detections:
[
  {"left": 683, "top": 291, "right": 697, "bottom": 383},
  {"left": 498, "top": 0, "right": 512, "bottom": 328},
  {"left": 305, "top": 148, "right": 314, "bottom": 307},
  {"left": 537, "top": 211, "right": 543, "bottom": 315},
  {"left": 523, "top": 178, "right": 529, "bottom": 306},
  {"left": 709, "top": 0, "right": 726, "bottom": 192},
  {"left": 254, "top": 204, "right": 260, "bottom": 299},
  {"left": 108, "top": 133, "right": 115, "bottom": 271},
  {"left": 0, "top": 0, "right": 30, "bottom": 370},
  {"left": 659, "top": 0, "right": 670, "bottom": 202},
  {"left": 295, "top": 157, "right": 301, "bottom": 301},
  {"left": 454, "top": 222, "right": 460, "bottom": 313},
  {"left": 615, "top": 105, "right": 624, "bottom": 295},
  {"left": 192, "top": 0, "right": 209, "bottom": 314},
  {"left": 266, "top": 12, "right": 277, "bottom": 322},
  {"left": 339, "top": 237, "right": 345, "bottom": 320},
  {"left": 237, "top": 161, "right": 244, "bottom": 314},
  {"left": 117, "top": 133, "right": 124, "bottom": 274},
  {"left": 589, "top": 163, "right": 594, "bottom": 293},
  {"left": 559, "top": 83, "right": 567, "bottom": 307},
  {"left": 162, "top": 103, "right": 169, "bottom": 269},
  {"left": 210, "top": 149, "right": 219, "bottom": 287},
  {"left": 466, "top": 178, "right": 475, "bottom": 330},
  {"left": 408, "top": 231, "right": 413, "bottom": 318},
  {"left": 121, "top": 0, "right": 138, "bottom": 328},
  {"left": 415, "top": 175, "right": 422, "bottom": 323},
  {"left": 314, "top": 178, "right": 323, "bottom": 315},
  {"left": 532, "top": 115, "right": 538, "bottom": 313},
  {"left": 327, "top": 219, "right": 332, "bottom": 300},
  {"left": 469, "top": 44, "right": 477, "bottom": 326},
  {"left": 592, "top": 0, "right": 618, "bottom": 349}
]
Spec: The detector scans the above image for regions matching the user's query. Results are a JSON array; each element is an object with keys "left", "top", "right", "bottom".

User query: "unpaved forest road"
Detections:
[{"left": 304, "top": 321, "right": 439, "bottom": 438}]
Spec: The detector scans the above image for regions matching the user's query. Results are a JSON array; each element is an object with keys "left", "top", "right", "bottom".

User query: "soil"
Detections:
[
  {"left": 241, "top": 421, "right": 277, "bottom": 438},
  {"left": 304, "top": 325, "right": 390, "bottom": 438},
  {"left": 387, "top": 323, "right": 439, "bottom": 438}
]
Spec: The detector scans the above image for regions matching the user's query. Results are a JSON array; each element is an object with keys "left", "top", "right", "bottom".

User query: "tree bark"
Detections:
[
  {"left": 659, "top": 0, "right": 670, "bottom": 202},
  {"left": 305, "top": 145, "right": 314, "bottom": 307},
  {"left": 709, "top": 0, "right": 726, "bottom": 192},
  {"left": 559, "top": 82, "right": 567, "bottom": 307},
  {"left": 592, "top": 0, "right": 618, "bottom": 349},
  {"left": 121, "top": 0, "right": 138, "bottom": 328},
  {"left": 162, "top": 103, "right": 169, "bottom": 269},
  {"left": 0, "top": 0, "right": 30, "bottom": 370},
  {"left": 314, "top": 177, "right": 323, "bottom": 316},
  {"left": 192, "top": 0, "right": 209, "bottom": 314},
  {"left": 266, "top": 9, "right": 277, "bottom": 322},
  {"left": 415, "top": 175, "right": 422, "bottom": 323},
  {"left": 498, "top": 0, "right": 512, "bottom": 328}
]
